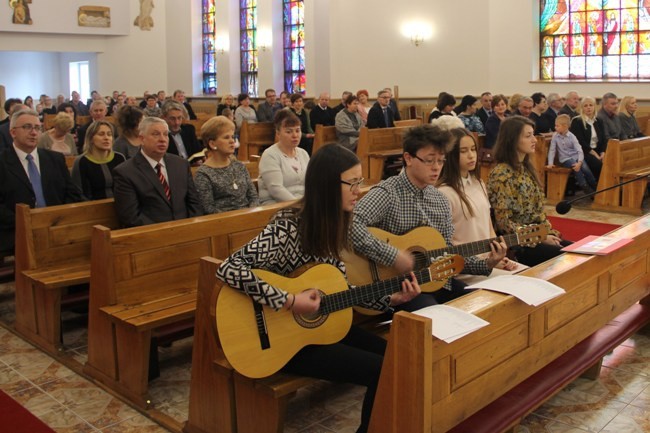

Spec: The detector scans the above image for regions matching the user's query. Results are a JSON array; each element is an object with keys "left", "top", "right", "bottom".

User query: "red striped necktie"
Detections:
[{"left": 156, "top": 163, "right": 171, "bottom": 201}]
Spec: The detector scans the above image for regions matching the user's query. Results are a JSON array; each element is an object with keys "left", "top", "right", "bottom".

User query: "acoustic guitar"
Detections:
[
  {"left": 216, "top": 255, "right": 463, "bottom": 379},
  {"left": 342, "top": 224, "right": 548, "bottom": 295}
]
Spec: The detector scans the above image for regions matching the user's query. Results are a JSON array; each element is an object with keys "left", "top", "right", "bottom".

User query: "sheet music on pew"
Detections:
[
  {"left": 410, "top": 305, "right": 490, "bottom": 343},
  {"left": 465, "top": 275, "right": 565, "bottom": 306}
]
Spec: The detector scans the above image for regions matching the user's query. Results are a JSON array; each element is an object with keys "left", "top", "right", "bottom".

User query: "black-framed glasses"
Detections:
[
  {"left": 13, "top": 124, "right": 43, "bottom": 133},
  {"left": 412, "top": 154, "right": 445, "bottom": 166},
  {"left": 340, "top": 177, "right": 365, "bottom": 191}
]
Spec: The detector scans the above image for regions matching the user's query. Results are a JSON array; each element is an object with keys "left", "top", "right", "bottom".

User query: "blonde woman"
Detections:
[
  {"left": 71, "top": 120, "right": 126, "bottom": 200},
  {"left": 37, "top": 112, "right": 77, "bottom": 156},
  {"left": 618, "top": 96, "right": 645, "bottom": 139},
  {"left": 569, "top": 96, "right": 606, "bottom": 180},
  {"left": 194, "top": 116, "right": 258, "bottom": 213},
  {"left": 217, "top": 94, "right": 236, "bottom": 116}
]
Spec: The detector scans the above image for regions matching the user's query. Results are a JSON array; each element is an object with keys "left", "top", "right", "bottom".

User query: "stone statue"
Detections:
[{"left": 134, "top": 0, "right": 154, "bottom": 31}]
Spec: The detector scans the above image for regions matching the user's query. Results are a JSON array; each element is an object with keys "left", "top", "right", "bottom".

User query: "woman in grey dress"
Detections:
[{"left": 194, "top": 116, "right": 259, "bottom": 214}]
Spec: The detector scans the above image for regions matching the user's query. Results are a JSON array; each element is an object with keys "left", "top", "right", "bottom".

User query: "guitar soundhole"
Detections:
[{"left": 294, "top": 312, "right": 328, "bottom": 329}]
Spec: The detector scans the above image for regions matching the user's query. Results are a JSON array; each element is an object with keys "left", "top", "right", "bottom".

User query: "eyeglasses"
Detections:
[
  {"left": 13, "top": 124, "right": 43, "bottom": 133},
  {"left": 340, "top": 178, "right": 365, "bottom": 191},
  {"left": 412, "top": 155, "right": 445, "bottom": 166}
]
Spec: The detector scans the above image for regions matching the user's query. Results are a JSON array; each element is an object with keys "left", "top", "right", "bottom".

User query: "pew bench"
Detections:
[
  {"left": 13, "top": 199, "right": 119, "bottom": 354},
  {"left": 593, "top": 137, "right": 650, "bottom": 215},
  {"left": 312, "top": 124, "right": 337, "bottom": 155},
  {"left": 448, "top": 302, "right": 650, "bottom": 433},
  {"left": 357, "top": 126, "right": 411, "bottom": 183},
  {"left": 368, "top": 214, "right": 650, "bottom": 433},
  {"left": 84, "top": 201, "right": 296, "bottom": 408},
  {"left": 238, "top": 121, "right": 276, "bottom": 161}
]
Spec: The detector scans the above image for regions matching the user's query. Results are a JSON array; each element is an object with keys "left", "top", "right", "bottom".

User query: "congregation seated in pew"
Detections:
[
  {"left": 257, "top": 110, "right": 310, "bottom": 205},
  {"left": 288, "top": 93, "right": 314, "bottom": 155},
  {"left": 618, "top": 95, "right": 646, "bottom": 139},
  {"left": 256, "top": 88, "right": 282, "bottom": 123},
  {"left": 72, "top": 120, "right": 125, "bottom": 200},
  {"left": 194, "top": 116, "right": 259, "bottom": 214},
  {"left": 112, "top": 116, "right": 203, "bottom": 227},
  {"left": 570, "top": 96, "right": 607, "bottom": 181},
  {"left": 310, "top": 91, "right": 336, "bottom": 127}
]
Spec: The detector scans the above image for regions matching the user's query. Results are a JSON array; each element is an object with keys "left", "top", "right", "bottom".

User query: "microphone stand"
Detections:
[{"left": 555, "top": 174, "right": 650, "bottom": 214}]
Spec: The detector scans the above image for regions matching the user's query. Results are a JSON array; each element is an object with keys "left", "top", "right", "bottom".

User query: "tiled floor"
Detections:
[{"left": 0, "top": 201, "right": 649, "bottom": 433}]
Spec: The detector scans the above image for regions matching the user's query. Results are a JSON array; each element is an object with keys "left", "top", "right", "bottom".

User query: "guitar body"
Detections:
[
  {"left": 343, "top": 226, "right": 448, "bottom": 293},
  {"left": 216, "top": 264, "right": 353, "bottom": 379}
]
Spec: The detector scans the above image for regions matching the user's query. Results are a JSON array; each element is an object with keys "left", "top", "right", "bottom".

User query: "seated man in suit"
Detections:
[
  {"left": 477, "top": 92, "right": 492, "bottom": 125},
  {"left": 310, "top": 92, "right": 336, "bottom": 127},
  {"left": 0, "top": 109, "right": 84, "bottom": 253},
  {"left": 256, "top": 88, "right": 282, "bottom": 123},
  {"left": 162, "top": 101, "right": 202, "bottom": 162},
  {"left": 1, "top": 102, "right": 27, "bottom": 152},
  {"left": 367, "top": 89, "right": 396, "bottom": 129},
  {"left": 112, "top": 116, "right": 203, "bottom": 227},
  {"left": 173, "top": 89, "right": 197, "bottom": 120}
]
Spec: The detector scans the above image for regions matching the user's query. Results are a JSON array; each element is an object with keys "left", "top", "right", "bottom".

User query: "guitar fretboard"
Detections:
[{"left": 320, "top": 267, "right": 433, "bottom": 314}]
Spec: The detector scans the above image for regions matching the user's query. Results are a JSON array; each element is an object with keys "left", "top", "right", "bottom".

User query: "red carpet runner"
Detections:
[
  {"left": 0, "top": 390, "right": 56, "bottom": 433},
  {"left": 547, "top": 216, "right": 621, "bottom": 242}
]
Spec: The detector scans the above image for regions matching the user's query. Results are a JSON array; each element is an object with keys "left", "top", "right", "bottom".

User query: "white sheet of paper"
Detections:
[
  {"left": 464, "top": 275, "right": 565, "bottom": 306},
  {"left": 411, "top": 304, "right": 490, "bottom": 343}
]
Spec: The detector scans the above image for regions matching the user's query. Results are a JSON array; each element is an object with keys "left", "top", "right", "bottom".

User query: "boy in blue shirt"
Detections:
[{"left": 546, "top": 114, "right": 597, "bottom": 194}]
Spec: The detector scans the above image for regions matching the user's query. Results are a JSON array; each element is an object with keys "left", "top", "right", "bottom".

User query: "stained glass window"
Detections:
[
  {"left": 202, "top": 0, "right": 217, "bottom": 94},
  {"left": 240, "top": 0, "right": 258, "bottom": 97},
  {"left": 283, "top": 0, "right": 306, "bottom": 94},
  {"left": 540, "top": 0, "right": 650, "bottom": 80}
]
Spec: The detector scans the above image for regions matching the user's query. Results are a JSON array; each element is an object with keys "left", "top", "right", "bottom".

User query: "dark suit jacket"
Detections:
[
  {"left": 332, "top": 103, "right": 345, "bottom": 116},
  {"left": 389, "top": 99, "right": 401, "bottom": 121},
  {"left": 184, "top": 102, "right": 197, "bottom": 120},
  {"left": 309, "top": 105, "right": 335, "bottom": 127},
  {"left": 0, "top": 123, "right": 11, "bottom": 152},
  {"left": 559, "top": 106, "right": 578, "bottom": 119},
  {"left": 477, "top": 108, "right": 491, "bottom": 125},
  {"left": 112, "top": 152, "right": 203, "bottom": 227},
  {"left": 366, "top": 102, "right": 395, "bottom": 129},
  {"left": 570, "top": 116, "right": 607, "bottom": 155},
  {"left": 167, "top": 124, "right": 202, "bottom": 159},
  {"left": 0, "top": 147, "right": 84, "bottom": 252},
  {"left": 543, "top": 108, "right": 558, "bottom": 125}
]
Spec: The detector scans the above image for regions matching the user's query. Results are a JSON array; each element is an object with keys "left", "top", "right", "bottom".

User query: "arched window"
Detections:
[
  {"left": 283, "top": 0, "right": 305, "bottom": 94},
  {"left": 540, "top": 0, "right": 650, "bottom": 80},
  {"left": 240, "top": 0, "right": 258, "bottom": 97},
  {"left": 202, "top": 0, "right": 217, "bottom": 94}
]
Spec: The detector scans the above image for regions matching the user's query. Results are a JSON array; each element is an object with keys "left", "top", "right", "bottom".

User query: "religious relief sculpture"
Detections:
[
  {"left": 78, "top": 5, "right": 111, "bottom": 28},
  {"left": 133, "top": 0, "right": 154, "bottom": 31},
  {"left": 9, "top": 0, "right": 32, "bottom": 25}
]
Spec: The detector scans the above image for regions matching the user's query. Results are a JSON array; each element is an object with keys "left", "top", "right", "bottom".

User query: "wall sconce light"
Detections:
[
  {"left": 258, "top": 29, "right": 272, "bottom": 52},
  {"left": 215, "top": 35, "right": 229, "bottom": 54},
  {"left": 401, "top": 21, "right": 433, "bottom": 47}
]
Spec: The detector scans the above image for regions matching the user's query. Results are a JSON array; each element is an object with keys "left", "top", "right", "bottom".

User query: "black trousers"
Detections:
[
  {"left": 514, "top": 240, "right": 572, "bottom": 267},
  {"left": 282, "top": 325, "right": 386, "bottom": 433}
]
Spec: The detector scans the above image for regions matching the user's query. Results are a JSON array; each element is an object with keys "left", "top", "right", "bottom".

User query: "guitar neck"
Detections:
[
  {"left": 427, "top": 232, "right": 519, "bottom": 260},
  {"left": 320, "top": 267, "right": 432, "bottom": 314}
]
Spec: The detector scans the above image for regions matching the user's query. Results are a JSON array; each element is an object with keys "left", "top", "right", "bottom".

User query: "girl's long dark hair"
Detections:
[
  {"left": 438, "top": 128, "right": 484, "bottom": 218},
  {"left": 493, "top": 115, "right": 541, "bottom": 186},
  {"left": 298, "top": 144, "right": 360, "bottom": 259}
]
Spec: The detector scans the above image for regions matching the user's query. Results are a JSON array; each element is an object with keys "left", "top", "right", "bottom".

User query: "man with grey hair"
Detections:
[
  {"left": 0, "top": 109, "right": 83, "bottom": 252},
  {"left": 112, "top": 116, "right": 203, "bottom": 227},
  {"left": 559, "top": 91, "right": 580, "bottom": 118},
  {"left": 162, "top": 101, "right": 201, "bottom": 161},
  {"left": 597, "top": 92, "right": 625, "bottom": 141},
  {"left": 173, "top": 89, "right": 197, "bottom": 120},
  {"left": 516, "top": 96, "right": 534, "bottom": 117},
  {"left": 383, "top": 87, "right": 401, "bottom": 121}
]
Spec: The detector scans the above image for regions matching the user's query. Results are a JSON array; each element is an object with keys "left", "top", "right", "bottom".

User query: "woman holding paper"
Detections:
[{"left": 487, "top": 116, "right": 571, "bottom": 267}]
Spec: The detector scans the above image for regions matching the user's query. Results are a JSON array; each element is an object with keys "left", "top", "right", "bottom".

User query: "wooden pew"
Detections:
[
  {"left": 83, "top": 201, "right": 294, "bottom": 408},
  {"left": 592, "top": 136, "right": 650, "bottom": 215},
  {"left": 76, "top": 115, "right": 90, "bottom": 127},
  {"left": 312, "top": 124, "right": 337, "bottom": 155},
  {"left": 356, "top": 126, "right": 412, "bottom": 183},
  {"left": 539, "top": 135, "right": 573, "bottom": 205},
  {"left": 636, "top": 114, "right": 649, "bottom": 136},
  {"left": 237, "top": 121, "right": 275, "bottom": 161},
  {"left": 368, "top": 215, "right": 650, "bottom": 433},
  {"left": 13, "top": 199, "right": 119, "bottom": 353},
  {"left": 394, "top": 118, "right": 423, "bottom": 128}
]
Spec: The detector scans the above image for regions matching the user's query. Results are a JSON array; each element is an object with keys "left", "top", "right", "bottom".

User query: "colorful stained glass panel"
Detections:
[
  {"left": 240, "top": 0, "right": 258, "bottom": 97},
  {"left": 202, "top": 0, "right": 217, "bottom": 94},
  {"left": 283, "top": 0, "right": 306, "bottom": 94}
]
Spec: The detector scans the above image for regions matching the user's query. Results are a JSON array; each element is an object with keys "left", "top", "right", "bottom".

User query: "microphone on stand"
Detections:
[{"left": 555, "top": 174, "right": 650, "bottom": 215}]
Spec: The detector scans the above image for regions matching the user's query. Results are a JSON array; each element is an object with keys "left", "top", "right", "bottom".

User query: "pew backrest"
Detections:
[
  {"left": 393, "top": 118, "right": 423, "bottom": 128},
  {"left": 312, "top": 124, "right": 337, "bottom": 155},
  {"left": 238, "top": 121, "right": 276, "bottom": 161}
]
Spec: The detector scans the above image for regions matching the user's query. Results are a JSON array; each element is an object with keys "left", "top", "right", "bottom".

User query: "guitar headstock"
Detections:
[
  {"left": 515, "top": 224, "right": 549, "bottom": 247},
  {"left": 429, "top": 254, "right": 464, "bottom": 281}
]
